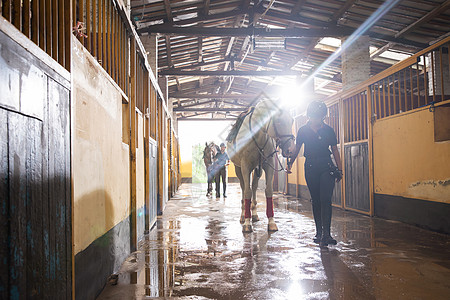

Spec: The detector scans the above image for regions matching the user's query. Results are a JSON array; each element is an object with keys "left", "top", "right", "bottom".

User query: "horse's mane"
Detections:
[{"left": 226, "top": 106, "right": 255, "bottom": 143}]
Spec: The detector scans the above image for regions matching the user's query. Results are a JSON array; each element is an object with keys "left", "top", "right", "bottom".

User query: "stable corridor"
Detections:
[{"left": 98, "top": 183, "right": 450, "bottom": 300}]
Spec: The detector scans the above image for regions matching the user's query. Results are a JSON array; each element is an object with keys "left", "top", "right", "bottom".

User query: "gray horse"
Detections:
[{"left": 227, "top": 100, "right": 294, "bottom": 232}]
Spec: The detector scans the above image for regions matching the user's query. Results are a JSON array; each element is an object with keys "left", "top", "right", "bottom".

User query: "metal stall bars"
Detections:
[
  {"left": 324, "top": 36, "right": 450, "bottom": 216},
  {"left": 370, "top": 39, "right": 450, "bottom": 120},
  {"left": 1, "top": 0, "right": 71, "bottom": 69}
]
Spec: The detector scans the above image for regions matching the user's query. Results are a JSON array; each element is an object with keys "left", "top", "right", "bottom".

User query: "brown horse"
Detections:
[
  {"left": 203, "top": 142, "right": 219, "bottom": 196},
  {"left": 227, "top": 99, "right": 294, "bottom": 232}
]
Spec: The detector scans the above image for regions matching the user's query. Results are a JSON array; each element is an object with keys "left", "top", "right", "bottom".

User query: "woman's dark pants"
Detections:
[
  {"left": 305, "top": 158, "right": 335, "bottom": 238},
  {"left": 215, "top": 166, "right": 227, "bottom": 196}
]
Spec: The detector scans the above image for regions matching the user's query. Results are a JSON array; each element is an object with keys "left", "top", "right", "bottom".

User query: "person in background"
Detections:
[
  {"left": 214, "top": 142, "right": 230, "bottom": 198},
  {"left": 287, "top": 101, "right": 343, "bottom": 247},
  {"left": 203, "top": 142, "right": 218, "bottom": 197}
]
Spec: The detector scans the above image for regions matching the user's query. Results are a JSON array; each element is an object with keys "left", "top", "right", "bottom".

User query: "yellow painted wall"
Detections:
[
  {"left": 288, "top": 120, "right": 308, "bottom": 187},
  {"left": 180, "top": 160, "right": 192, "bottom": 178},
  {"left": 228, "top": 162, "right": 237, "bottom": 178},
  {"left": 180, "top": 160, "right": 237, "bottom": 178},
  {"left": 72, "top": 38, "right": 131, "bottom": 254},
  {"left": 373, "top": 107, "right": 450, "bottom": 203},
  {"left": 287, "top": 158, "right": 298, "bottom": 185},
  {"left": 287, "top": 145, "right": 307, "bottom": 186},
  {"left": 297, "top": 156, "right": 308, "bottom": 186}
]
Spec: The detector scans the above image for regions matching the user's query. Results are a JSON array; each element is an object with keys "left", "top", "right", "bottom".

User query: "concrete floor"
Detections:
[{"left": 97, "top": 183, "right": 450, "bottom": 300}]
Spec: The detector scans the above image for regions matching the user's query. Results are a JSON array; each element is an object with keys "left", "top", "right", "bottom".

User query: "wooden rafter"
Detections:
[
  {"left": 170, "top": 93, "right": 257, "bottom": 99},
  {"left": 197, "top": 37, "right": 203, "bottom": 63},
  {"left": 144, "top": 26, "right": 354, "bottom": 37},
  {"left": 163, "top": 0, "right": 173, "bottom": 23},
  {"left": 165, "top": 36, "right": 173, "bottom": 67},
  {"left": 203, "top": 0, "right": 210, "bottom": 16},
  {"left": 137, "top": 9, "right": 251, "bottom": 32},
  {"left": 174, "top": 107, "right": 245, "bottom": 112},
  {"left": 161, "top": 70, "right": 310, "bottom": 76},
  {"left": 175, "top": 99, "right": 249, "bottom": 108},
  {"left": 291, "top": 0, "right": 308, "bottom": 16},
  {"left": 178, "top": 117, "right": 238, "bottom": 121},
  {"left": 370, "top": 43, "right": 392, "bottom": 60},
  {"left": 330, "top": 0, "right": 357, "bottom": 23},
  {"left": 395, "top": 0, "right": 450, "bottom": 38}
]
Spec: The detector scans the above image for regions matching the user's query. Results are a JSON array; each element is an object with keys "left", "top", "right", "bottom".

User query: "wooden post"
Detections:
[
  {"left": 157, "top": 100, "right": 165, "bottom": 214},
  {"left": 367, "top": 87, "right": 375, "bottom": 217},
  {"left": 339, "top": 98, "right": 346, "bottom": 209},
  {"left": 144, "top": 70, "right": 150, "bottom": 231},
  {"left": 130, "top": 38, "right": 137, "bottom": 251}
]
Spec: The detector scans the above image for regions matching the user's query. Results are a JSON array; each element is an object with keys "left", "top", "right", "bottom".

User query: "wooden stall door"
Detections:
[
  {"left": 148, "top": 141, "right": 158, "bottom": 228},
  {"left": 0, "top": 29, "right": 71, "bottom": 299},
  {"left": 0, "top": 85, "right": 71, "bottom": 298}
]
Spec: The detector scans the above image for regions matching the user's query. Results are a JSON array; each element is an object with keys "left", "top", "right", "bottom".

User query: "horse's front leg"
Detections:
[
  {"left": 235, "top": 166, "right": 246, "bottom": 223},
  {"left": 264, "top": 162, "right": 278, "bottom": 232},
  {"left": 251, "top": 170, "right": 260, "bottom": 222},
  {"left": 242, "top": 164, "right": 253, "bottom": 233}
]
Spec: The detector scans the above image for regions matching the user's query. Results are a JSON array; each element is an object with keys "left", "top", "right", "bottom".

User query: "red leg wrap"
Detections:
[
  {"left": 266, "top": 197, "right": 274, "bottom": 218},
  {"left": 244, "top": 199, "right": 252, "bottom": 218}
]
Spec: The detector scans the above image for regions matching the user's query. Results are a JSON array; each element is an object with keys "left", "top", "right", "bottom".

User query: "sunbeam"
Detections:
[{"left": 298, "top": 0, "right": 402, "bottom": 95}]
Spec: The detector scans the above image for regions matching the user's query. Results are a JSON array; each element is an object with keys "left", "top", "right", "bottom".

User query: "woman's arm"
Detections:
[
  {"left": 287, "top": 142, "right": 302, "bottom": 173},
  {"left": 331, "top": 145, "right": 342, "bottom": 170}
]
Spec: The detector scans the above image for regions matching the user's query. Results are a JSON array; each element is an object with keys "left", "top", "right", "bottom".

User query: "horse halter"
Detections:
[
  {"left": 248, "top": 109, "right": 293, "bottom": 172},
  {"left": 271, "top": 119, "right": 295, "bottom": 152}
]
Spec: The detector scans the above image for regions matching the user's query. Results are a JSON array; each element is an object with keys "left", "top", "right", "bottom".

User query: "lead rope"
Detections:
[{"left": 249, "top": 110, "right": 288, "bottom": 173}]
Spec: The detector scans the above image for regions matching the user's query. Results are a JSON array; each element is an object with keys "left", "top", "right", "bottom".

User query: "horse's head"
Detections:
[
  {"left": 269, "top": 109, "right": 295, "bottom": 158},
  {"left": 204, "top": 142, "right": 213, "bottom": 164}
]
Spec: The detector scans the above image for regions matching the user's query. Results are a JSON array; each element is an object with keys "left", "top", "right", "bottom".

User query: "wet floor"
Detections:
[{"left": 97, "top": 183, "right": 450, "bottom": 300}]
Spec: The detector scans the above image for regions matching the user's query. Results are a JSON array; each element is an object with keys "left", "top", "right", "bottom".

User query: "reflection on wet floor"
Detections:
[{"left": 97, "top": 183, "right": 450, "bottom": 300}]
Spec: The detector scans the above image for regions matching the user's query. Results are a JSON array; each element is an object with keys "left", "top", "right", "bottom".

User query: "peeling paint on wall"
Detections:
[
  {"left": 410, "top": 179, "right": 450, "bottom": 188},
  {"left": 407, "top": 178, "right": 450, "bottom": 203}
]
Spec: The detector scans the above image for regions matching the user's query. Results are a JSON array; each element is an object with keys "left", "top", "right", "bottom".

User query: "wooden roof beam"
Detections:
[
  {"left": 137, "top": 9, "right": 250, "bottom": 33},
  {"left": 178, "top": 117, "right": 237, "bottom": 121},
  {"left": 164, "top": 58, "right": 228, "bottom": 70},
  {"left": 291, "top": 0, "right": 308, "bottom": 16},
  {"left": 370, "top": 43, "right": 392, "bottom": 60},
  {"left": 286, "top": 0, "right": 356, "bottom": 69},
  {"left": 241, "top": 0, "right": 252, "bottom": 10},
  {"left": 198, "top": 37, "right": 203, "bottom": 63},
  {"left": 329, "top": 0, "right": 357, "bottom": 23},
  {"left": 395, "top": 0, "right": 450, "bottom": 38},
  {"left": 175, "top": 99, "right": 215, "bottom": 109},
  {"left": 144, "top": 26, "right": 354, "bottom": 37},
  {"left": 174, "top": 99, "right": 249, "bottom": 109},
  {"left": 165, "top": 36, "right": 173, "bottom": 67},
  {"left": 174, "top": 107, "right": 245, "bottom": 112},
  {"left": 161, "top": 70, "right": 310, "bottom": 76},
  {"left": 203, "top": 0, "right": 210, "bottom": 16},
  {"left": 163, "top": 0, "right": 173, "bottom": 23},
  {"left": 169, "top": 93, "right": 257, "bottom": 99}
]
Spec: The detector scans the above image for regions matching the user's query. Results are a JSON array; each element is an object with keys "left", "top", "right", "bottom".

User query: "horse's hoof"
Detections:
[
  {"left": 242, "top": 224, "right": 253, "bottom": 233},
  {"left": 239, "top": 215, "right": 245, "bottom": 224},
  {"left": 252, "top": 214, "right": 260, "bottom": 222},
  {"left": 268, "top": 222, "right": 278, "bottom": 232}
]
